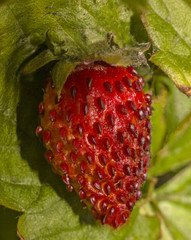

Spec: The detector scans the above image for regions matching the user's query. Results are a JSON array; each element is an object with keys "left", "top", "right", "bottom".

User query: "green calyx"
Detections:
[
  {"left": 52, "top": 42, "right": 150, "bottom": 97},
  {"left": 23, "top": 40, "right": 150, "bottom": 97}
]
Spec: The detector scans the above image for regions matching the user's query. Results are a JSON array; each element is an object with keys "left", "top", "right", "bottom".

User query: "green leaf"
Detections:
[
  {"left": 0, "top": 75, "right": 43, "bottom": 211},
  {"left": 155, "top": 178, "right": 191, "bottom": 239},
  {"left": 151, "top": 112, "right": 191, "bottom": 176},
  {"left": 164, "top": 79, "right": 191, "bottom": 136},
  {"left": 153, "top": 166, "right": 191, "bottom": 239},
  {"left": 22, "top": 50, "right": 59, "bottom": 75},
  {"left": 0, "top": 205, "right": 20, "bottom": 240},
  {"left": 142, "top": 0, "right": 191, "bottom": 96},
  {"left": 18, "top": 203, "right": 161, "bottom": 240},
  {"left": 156, "top": 165, "right": 191, "bottom": 205},
  {"left": 7, "top": 0, "right": 132, "bottom": 61},
  {"left": 150, "top": 75, "right": 191, "bottom": 176},
  {"left": 143, "top": 166, "right": 191, "bottom": 239},
  {"left": 150, "top": 76, "right": 168, "bottom": 159},
  {"left": 17, "top": 186, "right": 113, "bottom": 240}
]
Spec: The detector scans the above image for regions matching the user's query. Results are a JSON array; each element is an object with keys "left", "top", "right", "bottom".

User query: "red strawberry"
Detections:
[{"left": 36, "top": 61, "right": 152, "bottom": 228}]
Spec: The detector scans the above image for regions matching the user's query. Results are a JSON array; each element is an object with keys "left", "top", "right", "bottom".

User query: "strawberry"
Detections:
[{"left": 36, "top": 61, "right": 152, "bottom": 228}]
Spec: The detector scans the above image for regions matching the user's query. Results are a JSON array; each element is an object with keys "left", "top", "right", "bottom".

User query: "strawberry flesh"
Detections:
[{"left": 37, "top": 61, "right": 152, "bottom": 228}]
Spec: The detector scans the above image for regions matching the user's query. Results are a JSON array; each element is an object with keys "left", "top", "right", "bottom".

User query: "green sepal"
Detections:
[
  {"left": 22, "top": 49, "right": 60, "bottom": 75},
  {"left": 52, "top": 42, "right": 151, "bottom": 98},
  {"left": 81, "top": 42, "right": 151, "bottom": 67},
  {"left": 52, "top": 61, "right": 80, "bottom": 97}
]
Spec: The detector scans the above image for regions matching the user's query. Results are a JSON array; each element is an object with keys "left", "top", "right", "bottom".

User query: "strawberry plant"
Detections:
[{"left": 1, "top": 0, "right": 191, "bottom": 239}]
